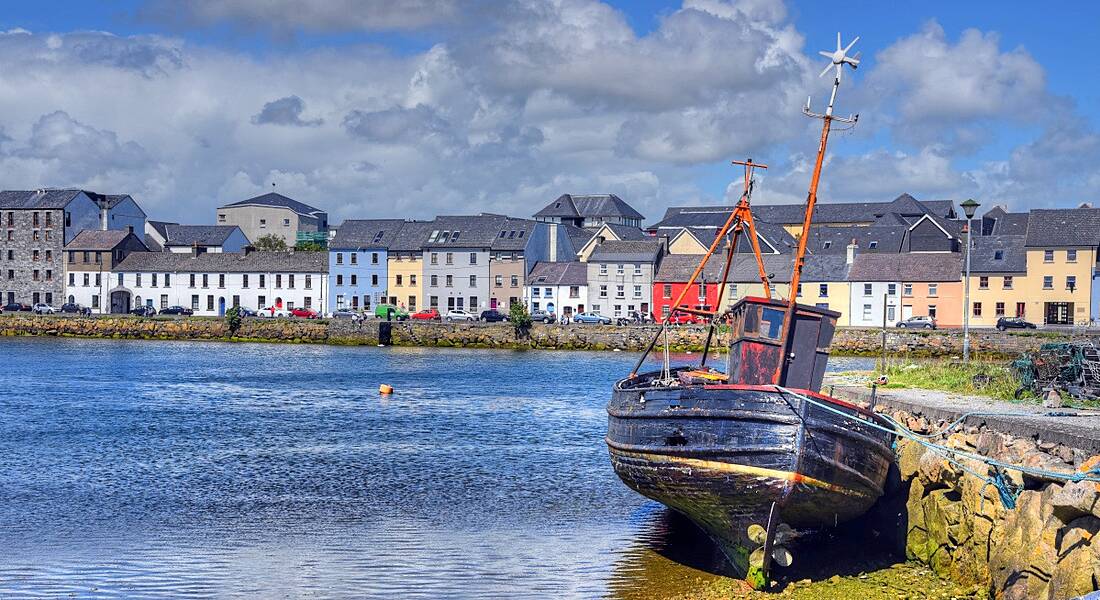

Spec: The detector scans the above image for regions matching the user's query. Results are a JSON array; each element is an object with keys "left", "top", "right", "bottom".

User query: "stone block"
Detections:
[{"left": 1049, "top": 480, "right": 1100, "bottom": 523}]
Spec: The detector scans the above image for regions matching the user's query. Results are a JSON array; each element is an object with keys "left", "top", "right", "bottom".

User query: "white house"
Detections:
[
  {"left": 523, "top": 261, "right": 588, "bottom": 319},
  {"left": 111, "top": 250, "right": 327, "bottom": 315}
]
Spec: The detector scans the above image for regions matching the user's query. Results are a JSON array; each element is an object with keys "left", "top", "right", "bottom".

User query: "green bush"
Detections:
[
  {"left": 509, "top": 301, "right": 532, "bottom": 336},
  {"left": 225, "top": 305, "right": 243, "bottom": 335}
]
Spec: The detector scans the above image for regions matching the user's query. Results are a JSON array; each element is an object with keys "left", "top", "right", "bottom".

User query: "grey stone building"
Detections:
[
  {"left": 216, "top": 192, "right": 327, "bottom": 247},
  {"left": 0, "top": 190, "right": 112, "bottom": 306},
  {"left": 585, "top": 238, "right": 665, "bottom": 319}
]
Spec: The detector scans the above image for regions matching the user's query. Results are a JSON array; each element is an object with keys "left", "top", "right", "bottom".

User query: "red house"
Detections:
[{"left": 652, "top": 255, "right": 726, "bottom": 323}]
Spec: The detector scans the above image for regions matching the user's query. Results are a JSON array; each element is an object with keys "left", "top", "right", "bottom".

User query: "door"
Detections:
[
  {"left": 218, "top": 297, "right": 226, "bottom": 316},
  {"left": 491, "top": 298, "right": 498, "bottom": 309},
  {"left": 902, "top": 304, "right": 913, "bottom": 320},
  {"left": 1045, "top": 302, "right": 1072, "bottom": 325},
  {"left": 110, "top": 290, "right": 131, "bottom": 314}
]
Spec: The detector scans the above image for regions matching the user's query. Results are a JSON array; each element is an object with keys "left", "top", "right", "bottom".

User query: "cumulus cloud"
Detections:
[
  {"left": 140, "top": 0, "right": 461, "bottom": 34},
  {"left": 252, "top": 96, "right": 323, "bottom": 127}
]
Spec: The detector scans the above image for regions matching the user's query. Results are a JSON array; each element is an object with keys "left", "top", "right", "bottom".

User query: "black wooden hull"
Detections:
[{"left": 606, "top": 369, "right": 894, "bottom": 586}]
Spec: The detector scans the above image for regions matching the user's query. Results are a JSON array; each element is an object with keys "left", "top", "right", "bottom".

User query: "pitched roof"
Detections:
[
  {"left": 809, "top": 226, "right": 906, "bottom": 254},
  {"left": 85, "top": 192, "right": 135, "bottom": 210},
  {"left": 144, "top": 234, "right": 163, "bottom": 252},
  {"left": 64, "top": 229, "right": 142, "bottom": 251},
  {"left": 115, "top": 250, "right": 327, "bottom": 273},
  {"left": 588, "top": 239, "right": 664, "bottom": 263},
  {"left": 653, "top": 253, "right": 804, "bottom": 283},
  {"left": 534, "top": 194, "right": 644, "bottom": 221},
  {"left": 0, "top": 189, "right": 87, "bottom": 209},
  {"left": 848, "top": 253, "right": 963, "bottom": 282},
  {"left": 329, "top": 219, "right": 406, "bottom": 249},
  {"left": 148, "top": 220, "right": 173, "bottom": 239},
  {"left": 219, "top": 192, "right": 325, "bottom": 218},
  {"left": 653, "top": 194, "right": 952, "bottom": 231},
  {"left": 1025, "top": 208, "right": 1100, "bottom": 247},
  {"left": 561, "top": 224, "right": 593, "bottom": 256},
  {"left": 387, "top": 220, "right": 436, "bottom": 253},
  {"left": 422, "top": 214, "right": 510, "bottom": 248},
  {"left": 162, "top": 225, "right": 244, "bottom": 247},
  {"left": 990, "top": 212, "right": 1029, "bottom": 236},
  {"left": 526, "top": 261, "right": 588, "bottom": 286},
  {"left": 965, "top": 235, "right": 1027, "bottom": 273},
  {"left": 492, "top": 218, "right": 539, "bottom": 251},
  {"left": 601, "top": 222, "right": 648, "bottom": 240}
]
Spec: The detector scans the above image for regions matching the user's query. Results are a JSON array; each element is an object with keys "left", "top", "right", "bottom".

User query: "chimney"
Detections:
[
  {"left": 243, "top": 245, "right": 254, "bottom": 256},
  {"left": 846, "top": 238, "right": 858, "bottom": 265},
  {"left": 548, "top": 223, "right": 558, "bottom": 262},
  {"left": 191, "top": 242, "right": 200, "bottom": 258},
  {"left": 127, "top": 225, "right": 134, "bottom": 234}
]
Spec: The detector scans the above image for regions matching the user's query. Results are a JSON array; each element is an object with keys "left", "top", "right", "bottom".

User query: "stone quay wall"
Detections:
[
  {"left": 0, "top": 314, "right": 1083, "bottom": 357},
  {"left": 834, "top": 386, "right": 1100, "bottom": 599}
]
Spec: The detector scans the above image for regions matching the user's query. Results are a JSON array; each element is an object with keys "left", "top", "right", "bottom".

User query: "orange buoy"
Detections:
[{"left": 379, "top": 384, "right": 394, "bottom": 395}]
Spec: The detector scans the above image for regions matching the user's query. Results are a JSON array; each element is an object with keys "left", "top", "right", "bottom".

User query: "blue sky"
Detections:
[{"left": 0, "top": 0, "right": 1095, "bottom": 223}]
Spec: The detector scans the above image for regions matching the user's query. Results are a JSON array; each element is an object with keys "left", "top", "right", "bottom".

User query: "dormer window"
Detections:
[
  {"left": 373, "top": 231, "right": 384, "bottom": 243},
  {"left": 993, "top": 250, "right": 1004, "bottom": 260},
  {"left": 822, "top": 241, "right": 832, "bottom": 249},
  {"left": 451, "top": 231, "right": 460, "bottom": 242},
  {"left": 428, "top": 230, "right": 440, "bottom": 243},
  {"left": 868, "top": 241, "right": 878, "bottom": 249}
]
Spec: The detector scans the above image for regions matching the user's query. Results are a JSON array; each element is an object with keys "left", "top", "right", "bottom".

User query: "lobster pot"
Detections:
[{"left": 727, "top": 297, "right": 840, "bottom": 392}]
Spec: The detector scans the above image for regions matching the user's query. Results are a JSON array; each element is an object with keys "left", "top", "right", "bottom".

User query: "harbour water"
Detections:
[{"left": 0, "top": 338, "right": 966, "bottom": 598}]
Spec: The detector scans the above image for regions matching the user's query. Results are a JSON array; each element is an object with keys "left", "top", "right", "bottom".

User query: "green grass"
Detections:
[{"left": 868, "top": 359, "right": 1022, "bottom": 401}]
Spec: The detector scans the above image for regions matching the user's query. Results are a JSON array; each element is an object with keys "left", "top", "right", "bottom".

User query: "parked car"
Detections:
[
  {"left": 331, "top": 309, "right": 362, "bottom": 321},
  {"left": 896, "top": 315, "right": 936, "bottom": 329},
  {"left": 236, "top": 307, "right": 258, "bottom": 318},
  {"left": 479, "top": 309, "right": 508, "bottom": 322},
  {"left": 31, "top": 303, "right": 57, "bottom": 315},
  {"left": 290, "top": 307, "right": 319, "bottom": 319},
  {"left": 160, "top": 305, "right": 194, "bottom": 316},
  {"left": 529, "top": 309, "right": 555, "bottom": 324},
  {"left": 411, "top": 308, "right": 441, "bottom": 321},
  {"left": 60, "top": 303, "right": 84, "bottom": 314},
  {"left": 3, "top": 302, "right": 30, "bottom": 312},
  {"left": 665, "top": 312, "right": 702, "bottom": 325},
  {"left": 574, "top": 312, "right": 612, "bottom": 325},
  {"left": 258, "top": 306, "right": 290, "bottom": 318},
  {"left": 130, "top": 305, "right": 157, "bottom": 317},
  {"left": 375, "top": 303, "right": 409, "bottom": 321},
  {"left": 996, "top": 317, "right": 1037, "bottom": 331},
  {"left": 445, "top": 309, "right": 476, "bottom": 322}
]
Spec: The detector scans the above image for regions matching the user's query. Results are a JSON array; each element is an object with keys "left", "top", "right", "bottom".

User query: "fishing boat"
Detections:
[{"left": 605, "top": 34, "right": 895, "bottom": 589}]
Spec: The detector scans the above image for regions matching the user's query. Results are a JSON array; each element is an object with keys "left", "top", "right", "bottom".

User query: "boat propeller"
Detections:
[{"left": 747, "top": 502, "right": 796, "bottom": 579}]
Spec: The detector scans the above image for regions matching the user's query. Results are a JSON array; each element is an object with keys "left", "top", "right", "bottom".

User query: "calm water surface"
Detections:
[{"left": 0, "top": 338, "right": 873, "bottom": 599}]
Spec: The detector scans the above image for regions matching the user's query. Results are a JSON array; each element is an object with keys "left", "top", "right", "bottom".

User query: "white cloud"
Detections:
[{"left": 141, "top": 0, "right": 460, "bottom": 34}]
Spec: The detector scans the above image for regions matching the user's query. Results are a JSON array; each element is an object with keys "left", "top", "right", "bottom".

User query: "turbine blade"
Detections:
[
  {"left": 819, "top": 62, "right": 834, "bottom": 78},
  {"left": 843, "top": 35, "right": 860, "bottom": 54},
  {"left": 845, "top": 56, "right": 860, "bottom": 67},
  {"left": 818, "top": 50, "right": 834, "bottom": 59},
  {"left": 836, "top": 32, "right": 841, "bottom": 51}
]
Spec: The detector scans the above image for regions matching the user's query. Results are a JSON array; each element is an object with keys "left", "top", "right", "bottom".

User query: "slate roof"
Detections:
[
  {"left": 848, "top": 253, "right": 963, "bottom": 282},
  {"left": 965, "top": 235, "right": 1027, "bottom": 273},
  {"left": 562, "top": 224, "right": 595, "bottom": 253},
  {"left": 144, "top": 234, "right": 163, "bottom": 252},
  {"left": 115, "top": 250, "right": 328, "bottom": 273},
  {"left": 809, "top": 226, "right": 906, "bottom": 254},
  {"left": 1024, "top": 208, "right": 1100, "bottom": 247},
  {"left": 162, "top": 225, "right": 244, "bottom": 247},
  {"left": 526, "top": 261, "right": 588, "bottom": 286},
  {"left": 653, "top": 253, "right": 803, "bottom": 283},
  {"left": 422, "top": 214, "right": 510, "bottom": 248},
  {"left": 588, "top": 239, "right": 664, "bottom": 263},
  {"left": 652, "top": 194, "right": 953, "bottom": 231},
  {"left": 387, "top": 220, "right": 436, "bottom": 253},
  {"left": 0, "top": 189, "right": 87, "bottom": 209},
  {"left": 653, "top": 221, "right": 797, "bottom": 254},
  {"left": 991, "top": 212, "right": 1029, "bottom": 236},
  {"left": 85, "top": 192, "right": 134, "bottom": 210},
  {"left": 534, "top": 194, "right": 644, "bottom": 221},
  {"left": 329, "top": 219, "right": 406, "bottom": 250},
  {"left": 219, "top": 192, "right": 326, "bottom": 218},
  {"left": 492, "top": 218, "right": 539, "bottom": 251},
  {"left": 911, "top": 212, "right": 962, "bottom": 239},
  {"left": 148, "top": 221, "right": 173, "bottom": 240},
  {"left": 64, "top": 229, "right": 142, "bottom": 251},
  {"left": 601, "top": 223, "right": 648, "bottom": 240}
]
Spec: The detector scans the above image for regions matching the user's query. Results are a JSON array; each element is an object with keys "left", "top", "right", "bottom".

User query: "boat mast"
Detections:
[{"left": 772, "top": 33, "right": 860, "bottom": 385}]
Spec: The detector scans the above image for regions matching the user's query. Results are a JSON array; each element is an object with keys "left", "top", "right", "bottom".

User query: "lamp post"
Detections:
[{"left": 960, "top": 198, "right": 980, "bottom": 362}]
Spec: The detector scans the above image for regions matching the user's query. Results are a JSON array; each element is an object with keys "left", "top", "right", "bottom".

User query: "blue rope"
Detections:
[{"left": 774, "top": 387, "right": 1100, "bottom": 510}]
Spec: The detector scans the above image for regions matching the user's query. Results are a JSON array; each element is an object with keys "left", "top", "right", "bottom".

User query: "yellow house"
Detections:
[
  {"left": 964, "top": 235, "right": 1029, "bottom": 327},
  {"left": 1020, "top": 209, "right": 1099, "bottom": 325},
  {"left": 708, "top": 253, "right": 853, "bottom": 326},
  {"left": 384, "top": 222, "right": 433, "bottom": 312}
]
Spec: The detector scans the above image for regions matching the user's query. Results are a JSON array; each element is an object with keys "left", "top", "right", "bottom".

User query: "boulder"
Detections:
[
  {"left": 1049, "top": 516, "right": 1100, "bottom": 598},
  {"left": 896, "top": 438, "right": 925, "bottom": 480},
  {"left": 1049, "top": 480, "right": 1100, "bottom": 523}
]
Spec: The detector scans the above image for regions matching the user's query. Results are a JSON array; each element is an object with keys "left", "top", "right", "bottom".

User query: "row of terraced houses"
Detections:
[{"left": 1, "top": 186, "right": 1097, "bottom": 328}]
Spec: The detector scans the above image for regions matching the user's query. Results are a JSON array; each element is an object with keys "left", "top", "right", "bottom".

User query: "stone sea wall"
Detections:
[{"left": 0, "top": 314, "right": 1081, "bottom": 357}]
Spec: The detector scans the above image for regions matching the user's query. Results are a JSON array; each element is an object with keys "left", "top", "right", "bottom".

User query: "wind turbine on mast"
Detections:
[{"left": 773, "top": 33, "right": 861, "bottom": 385}]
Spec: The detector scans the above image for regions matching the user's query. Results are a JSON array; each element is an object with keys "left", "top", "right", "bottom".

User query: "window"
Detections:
[
  {"left": 218, "top": 214, "right": 226, "bottom": 223},
  {"left": 469, "top": 275, "right": 477, "bottom": 288},
  {"left": 92, "top": 295, "right": 99, "bottom": 308},
  {"left": 283, "top": 218, "right": 290, "bottom": 227},
  {"left": 995, "top": 302, "right": 1005, "bottom": 317},
  {"left": 431, "top": 275, "right": 438, "bottom": 286},
  {"left": 32, "top": 250, "right": 39, "bottom": 261},
  {"left": 446, "top": 252, "right": 453, "bottom": 265},
  {"left": 543, "top": 287, "right": 552, "bottom": 297},
  {"left": 469, "top": 253, "right": 477, "bottom": 265},
  {"left": 887, "top": 306, "right": 896, "bottom": 321},
  {"left": 862, "top": 304, "right": 871, "bottom": 320},
  {"left": 663, "top": 284, "right": 672, "bottom": 299},
  {"left": 1067, "top": 249, "right": 1077, "bottom": 263},
  {"left": 410, "top": 275, "right": 416, "bottom": 286},
  {"left": 903, "top": 283, "right": 913, "bottom": 296},
  {"left": 243, "top": 274, "right": 249, "bottom": 288},
  {"left": 232, "top": 295, "right": 240, "bottom": 308},
  {"left": 569, "top": 286, "right": 579, "bottom": 298},
  {"left": 97, "top": 273, "right": 103, "bottom": 286},
  {"left": 633, "top": 264, "right": 641, "bottom": 276},
  {"left": 445, "top": 275, "right": 453, "bottom": 287},
  {"left": 495, "top": 275, "right": 503, "bottom": 288},
  {"left": 136, "top": 273, "right": 142, "bottom": 287},
  {"left": 863, "top": 283, "right": 873, "bottom": 296},
  {"left": 928, "top": 305, "right": 937, "bottom": 319},
  {"left": 1016, "top": 302, "right": 1025, "bottom": 318},
  {"left": 371, "top": 274, "right": 378, "bottom": 286},
  {"left": 1044, "top": 249, "right": 1054, "bottom": 263},
  {"left": 397, "top": 274, "right": 405, "bottom": 286},
  {"left": 259, "top": 274, "right": 264, "bottom": 287},
  {"left": 288, "top": 274, "right": 295, "bottom": 288},
  {"left": 118, "top": 273, "right": 123, "bottom": 286},
  {"left": 973, "top": 302, "right": 982, "bottom": 317},
  {"left": 45, "top": 250, "right": 51, "bottom": 262},
  {"left": 599, "top": 264, "right": 607, "bottom": 276},
  {"left": 95, "top": 252, "right": 102, "bottom": 264},
  {"left": 218, "top": 274, "right": 225, "bottom": 288},
  {"left": 161, "top": 295, "right": 168, "bottom": 309},
  {"left": 616, "top": 285, "right": 625, "bottom": 298},
  {"left": 796, "top": 283, "right": 802, "bottom": 297},
  {"left": 868, "top": 241, "right": 878, "bottom": 250},
  {"left": 349, "top": 253, "right": 357, "bottom": 265},
  {"left": 979, "top": 276, "right": 989, "bottom": 289},
  {"left": 617, "top": 264, "right": 624, "bottom": 275},
  {"left": 274, "top": 274, "right": 282, "bottom": 288},
  {"left": 994, "top": 250, "right": 1004, "bottom": 260},
  {"left": 729, "top": 284, "right": 738, "bottom": 298},
  {"left": 819, "top": 283, "right": 828, "bottom": 297},
  {"left": 336, "top": 253, "right": 343, "bottom": 265},
  {"left": 207, "top": 295, "right": 214, "bottom": 311},
  {"left": 823, "top": 241, "right": 832, "bottom": 250},
  {"left": 348, "top": 274, "right": 356, "bottom": 285},
  {"left": 928, "top": 283, "right": 938, "bottom": 297},
  {"left": 260, "top": 219, "right": 267, "bottom": 229},
  {"left": 336, "top": 274, "right": 344, "bottom": 286},
  {"left": 372, "top": 253, "right": 379, "bottom": 264},
  {"left": 1043, "top": 276, "right": 1053, "bottom": 290},
  {"left": 428, "top": 230, "right": 440, "bottom": 243},
  {"left": 1067, "top": 275, "right": 1077, "bottom": 291},
  {"left": 635, "top": 285, "right": 643, "bottom": 299},
  {"left": 887, "top": 283, "right": 896, "bottom": 296},
  {"left": 305, "top": 275, "right": 312, "bottom": 289},
  {"left": 69, "top": 273, "right": 75, "bottom": 286},
  {"left": 152, "top": 273, "right": 158, "bottom": 287},
  {"left": 511, "top": 275, "right": 518, "bottom": 287},
  {"left": 83, "top": 274, "right": 89, "bottom": 286},
  {"left": 191, "top": 294, "right": 200, "bottom": 309},
  {"left": 1003, "top": 276, "right": 1013, "bottom": 290},
  {"left": 599, "top": 285, "right": 608, "bottom": 298},
  {"left": 200, "top": 274, "right": 208, "bottom": 288},
  {"left": 532, "top": 288, "right": 540, "bottom": 298},
  {"left": 431, "top": 253, "right": 438, "bottom": 265}
]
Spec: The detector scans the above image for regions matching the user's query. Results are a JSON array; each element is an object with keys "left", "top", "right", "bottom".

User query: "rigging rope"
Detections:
[{"left": 774, "top": 386, "right": 1100, "bottom": 510}]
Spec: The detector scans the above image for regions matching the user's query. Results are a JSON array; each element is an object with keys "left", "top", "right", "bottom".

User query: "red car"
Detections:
[
  {"left": 411, "top": 308, "right": 441, "bottom": 321},
  {"left": 665, "top": 311, "right": 702, "bottom": 325},
  {"left": 290, "top": 307, "right": 319, "bottom": 319}
]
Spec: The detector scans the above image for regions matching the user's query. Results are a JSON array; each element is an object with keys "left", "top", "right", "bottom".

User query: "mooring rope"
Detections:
[{"left": 774, "top": 386, "right": 1100, "bottom": 510}]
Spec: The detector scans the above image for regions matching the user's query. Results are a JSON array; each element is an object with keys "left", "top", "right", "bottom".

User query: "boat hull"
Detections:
[{"left": 606, "top": 372, "right": 894, "bottom": 586}]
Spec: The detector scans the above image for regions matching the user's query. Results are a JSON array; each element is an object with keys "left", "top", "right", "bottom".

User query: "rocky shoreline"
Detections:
[{"left": 0, "top": 314, "right": 1078, "bottom": 358}]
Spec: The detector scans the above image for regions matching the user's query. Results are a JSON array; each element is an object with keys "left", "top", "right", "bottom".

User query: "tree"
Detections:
[
  {"left": 295, "top": 241, "right": 325, "bottom": 252},
  {"left": 253, "top": 234, "right": 288, "bottom": 252},
  {"left": 225, "top": 305, "right": 243, "bottom": 335},
  {"left": 509, "top": 301, "right": 532, "bottom": 337}
]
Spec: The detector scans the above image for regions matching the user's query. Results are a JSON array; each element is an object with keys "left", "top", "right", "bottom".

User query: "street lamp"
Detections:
[{"left": 960, "top": 198, "right": 980, "bottom": 362}]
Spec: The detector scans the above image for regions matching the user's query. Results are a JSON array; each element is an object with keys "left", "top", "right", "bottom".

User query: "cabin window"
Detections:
[{"left": 759, "top": 307, "right": 784, "bottom": 340}]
